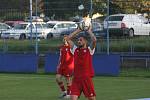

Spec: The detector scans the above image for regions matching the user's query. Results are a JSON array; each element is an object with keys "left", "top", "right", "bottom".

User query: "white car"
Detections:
[
  {"left": 103, "top": 14, "right": 150, "bottom": 37},
  {"left": 1, "top": 22, "right": 48, "bottom": 39},
  {"left": 0, "top": 23, "right": 11, "bottom": 38},
  {"left": 46, "top": 21, "right": 77, "bottom": 38}
]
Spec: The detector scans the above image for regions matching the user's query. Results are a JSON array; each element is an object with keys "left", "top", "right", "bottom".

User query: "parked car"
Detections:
[
  {"left": 59, "top": 28, "right": 77, "bottom": 37},
  {"left": 4, "top": 20, "right": 24, "bottom": 27},
  {"left": 46, "top": 21, "right": 77, "bottom": 38},
  {"left": 103, "top": 14, "right": 150, "bottom": 37},
  {"left": 25, "top": 16, "right": 44, "bottom": 22},
  {"left": 0, "top": 22, "right": 11, "bottom": 38},
  {"left": 1, "top": 22, "right": 48, "bottom": 39}
]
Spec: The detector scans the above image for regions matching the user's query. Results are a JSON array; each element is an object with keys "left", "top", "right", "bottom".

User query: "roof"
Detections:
[{"left": 47, "top": 20, "right": 75, "bottom": 24}]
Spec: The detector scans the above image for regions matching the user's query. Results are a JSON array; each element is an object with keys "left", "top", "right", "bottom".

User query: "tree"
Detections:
[
  {"left": 140, "top": 0, "right": 150, "bottom": 18},
  {"left": 43, "top": 0, "right": 80, "bottom": 20},
  {"left": 0, "top": 0, "right": 30, "bottom": 20},
  {"left": 111, "top": 0, "right": 149, "bottom": 15}
]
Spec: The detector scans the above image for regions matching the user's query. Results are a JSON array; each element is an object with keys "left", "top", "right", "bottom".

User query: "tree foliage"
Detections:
[
  {"left": 111, "top": 0, "right": 149, "bottom": 14},
  {"left": 0, "top": 0, "right": 149, "bottom": 21}
]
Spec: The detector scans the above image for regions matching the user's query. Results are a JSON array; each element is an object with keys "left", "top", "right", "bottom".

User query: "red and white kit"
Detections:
[
  {"left": 71, "top": 46, "right": 96, "bottom": 97},
  {"left": 57, "top": 45, "right": 74, "bottom": 77}
]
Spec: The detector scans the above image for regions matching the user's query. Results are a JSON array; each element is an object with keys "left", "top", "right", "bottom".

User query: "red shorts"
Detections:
[
  {"left": 71, "top": 77, "right": 96, "bottom": 97},
  {"left": 57, "top": 67, "right": 73, "bottom": 77}
]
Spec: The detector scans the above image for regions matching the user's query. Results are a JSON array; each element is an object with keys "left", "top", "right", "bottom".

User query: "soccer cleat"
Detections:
[
  {"left": 64, "top": 95, "right": 70, "bottom": 99},
  {"left": 58, "top": 91, "right": 67, "bottom": 99}
]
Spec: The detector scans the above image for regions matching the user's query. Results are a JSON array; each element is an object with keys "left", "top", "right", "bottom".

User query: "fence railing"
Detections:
[{"left": 0, "top": 37, "right": 150, "bottom": 54}]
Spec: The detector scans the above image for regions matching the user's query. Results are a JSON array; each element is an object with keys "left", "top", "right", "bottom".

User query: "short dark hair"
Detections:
[{"left": 82, "top": 9, "right": 89, "bottom": 17}]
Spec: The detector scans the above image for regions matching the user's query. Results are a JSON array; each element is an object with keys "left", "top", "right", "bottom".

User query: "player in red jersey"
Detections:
[
  {"left": 66, "top": 21, "right": 97, "bottom": 100},
  {"left": 56, "top": 35, "right": 74, "bottom": 99}
]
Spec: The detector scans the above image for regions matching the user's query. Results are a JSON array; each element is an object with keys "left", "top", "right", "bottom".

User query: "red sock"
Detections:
[
  {"left": 67, "top": 85, "right": 71, "bottom": 95},
  {"left": 66, "top": 76, "right": 71, "bottom": 95},
  {"left": 57, "top": 82, "right": 65, "bottom": 92}
]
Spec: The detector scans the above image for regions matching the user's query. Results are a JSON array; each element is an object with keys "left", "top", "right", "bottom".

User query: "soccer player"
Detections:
[
  {"left": 56, "top": 35, "right": 74, "bottom": 99},
  {"left": 67, "top": 25, "right": 97, "bottom": 100}
]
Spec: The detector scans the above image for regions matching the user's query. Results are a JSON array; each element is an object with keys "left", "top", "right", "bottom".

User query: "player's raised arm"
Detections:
[
  {"left": 68, "top": 28, "right": 81, "bottom": 40},
  {"left": 87, "top": 26, "right": 97, "bottom": 50},
  {"left": 63, "top": 35, "right": 74, "bottom": 49}
]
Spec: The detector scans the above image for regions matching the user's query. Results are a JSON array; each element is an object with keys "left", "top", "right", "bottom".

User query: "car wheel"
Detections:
[
  {"left": 47, "top": 33, "right": 53, "bottom": 39},
  {"left": 19, "top": 34, "right": 26, "bottom": 40},
  {"left": 128, "top": 29, "right": 134, "bottom": 37}
]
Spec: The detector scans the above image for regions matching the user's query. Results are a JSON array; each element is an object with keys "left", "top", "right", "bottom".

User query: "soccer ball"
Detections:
[{"left": 78, "top": 18, "right": 91, "bottom": 31}]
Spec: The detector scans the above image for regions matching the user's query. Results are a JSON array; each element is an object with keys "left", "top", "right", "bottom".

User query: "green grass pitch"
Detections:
[{"left": 0, "top": 73, "right": 150, "bottom": 100}]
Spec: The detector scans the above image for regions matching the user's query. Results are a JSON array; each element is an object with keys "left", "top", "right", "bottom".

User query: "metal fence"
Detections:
[{"left": 0, "top": 37, "right": 149, "bottom": 53}]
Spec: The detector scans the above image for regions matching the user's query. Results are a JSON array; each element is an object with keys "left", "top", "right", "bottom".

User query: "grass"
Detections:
[
  {"left": 0, "top": 72, "right": 150, "bottom": 100},
  {"left": 0, "top": 38, "right": 62, "bottom": 53}
]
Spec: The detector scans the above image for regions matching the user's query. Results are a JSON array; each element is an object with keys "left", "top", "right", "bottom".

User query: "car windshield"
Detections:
[
  {"left": 35, "top": 24, "right": 43, "bottom": 29},
  {"left": 5, "top": 23, "right": 14, "bottom": 27},
  {"left": 42, "top": 24, "right": 49, "bottom": 28},
  {"left": 107, "top": 16, "right": 124, "bottom": 21},
  {"left": 0, "top": 24, "right": 9, "bottom": 29},
  {"left": 13, "top": 24, "right": 27, "bottom": 29},
  {"left": 138, "top": 16, "right": 149, "bottom": 23},
  {"left": 47, "top": 23, "right": 56, "bottom": 28}
]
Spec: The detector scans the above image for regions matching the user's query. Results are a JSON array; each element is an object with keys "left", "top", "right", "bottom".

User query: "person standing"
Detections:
[
  {"left": 56, "top": 35, "right": 74, "bottom": 99},
  {"left": 67, "top": 25, "right": 97, "bottom": 100}
]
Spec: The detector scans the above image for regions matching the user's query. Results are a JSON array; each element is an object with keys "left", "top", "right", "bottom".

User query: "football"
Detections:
[{"left": 78, "top": 17, "right": 91, "bottom": 31}]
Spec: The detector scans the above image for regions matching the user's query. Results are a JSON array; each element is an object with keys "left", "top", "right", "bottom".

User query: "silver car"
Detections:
[
  {"left": 1, "top": 22, "right": 47, "bottom": 39},
  {"left": 0, "top": 23, "right": 11, "bottom": 38},
  {"left": 46, "top": 21, "right": 77, "bottom": 38},
  {"left": 103, "top": 14, "right": 150, "bottom": 37}
]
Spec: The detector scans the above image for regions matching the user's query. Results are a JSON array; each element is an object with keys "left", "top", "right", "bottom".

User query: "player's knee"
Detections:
[
  {"left": 67, "top": 81, "right": 72, "bottom": 86},
  {"left": 56, "top": 74, "right": 61, "bottom": 82}
]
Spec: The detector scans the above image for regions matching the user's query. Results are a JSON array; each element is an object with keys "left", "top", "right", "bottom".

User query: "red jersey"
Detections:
[
  {"left": 73, "top": 46, "right": 95, "bottom": 78},
  {"left": 57, "top": 45, "right": 74, "bottom": 76}
]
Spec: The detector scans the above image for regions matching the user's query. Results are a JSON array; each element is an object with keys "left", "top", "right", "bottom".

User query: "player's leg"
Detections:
[
  {"left": 82, "top": 77, "right": 96, "bottom": 100},
  {"left": 71, "top": 95, "right": 78, "bottom": 100},
  {"left": 70, "top": 78, "right": 81, "bottom": 100},
  {"left": 87, "top": 96, "right": 96, "bottom": 100},
  {"left": 56, "top": 74, "right": 66, "bottom": 92},
  {"left": 56, "top": 74, "right": 66, "bottom": 97},
  {"left": 65, "top": 76, "right": 72, "bottom": 95}
]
